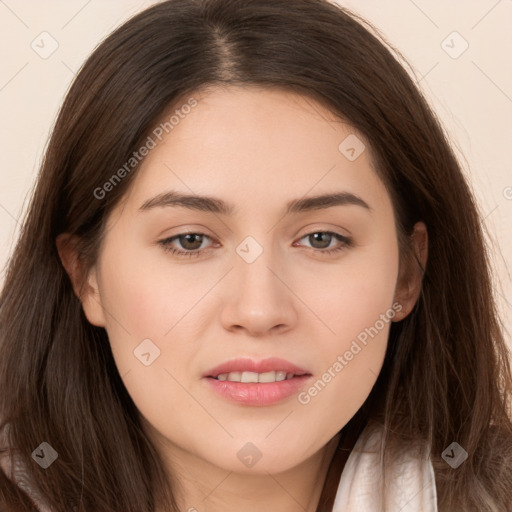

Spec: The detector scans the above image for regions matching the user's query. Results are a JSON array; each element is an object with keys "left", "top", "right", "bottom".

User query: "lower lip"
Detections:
[{"left": 203, "top": 375, "right": 312, "bottom": 406}]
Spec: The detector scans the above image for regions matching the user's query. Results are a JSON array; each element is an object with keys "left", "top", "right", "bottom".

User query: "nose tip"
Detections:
[
  {"left": 230, "top": 318, "right": 289, "bottom": 337},
  {"left": 219, "top": 253, "right": 297, "bottom": 336}
]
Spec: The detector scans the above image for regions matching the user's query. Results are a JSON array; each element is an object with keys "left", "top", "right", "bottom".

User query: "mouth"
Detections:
[
  {"left": 209, "top": 370, "right": 305, "bottom": 383},
  {"left": 203, "top": 357, "right": 313, "bottom": 406},
  {"left": 204, "top": 356, "right": 311, "bottom": 381}
]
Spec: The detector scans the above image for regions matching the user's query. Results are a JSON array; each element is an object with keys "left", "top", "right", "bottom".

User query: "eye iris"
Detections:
[
  {"left": 310, "top": 232, "right": 332, "bottom": 249},
  {"left": 180, "top": 234, "right": 203, "bottom": 250}
]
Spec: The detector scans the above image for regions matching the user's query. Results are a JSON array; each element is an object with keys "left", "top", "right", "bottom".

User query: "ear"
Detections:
[
  {"left": 392, "top": 221, "right": 428, "bottom": 322},
  {"left": 56, "top": 233, "right": 107, "bottom": 327}
]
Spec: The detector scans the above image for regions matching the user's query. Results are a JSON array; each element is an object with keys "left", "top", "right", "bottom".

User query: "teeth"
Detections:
[
  {"left": 258, "top": 371, "right": 277, "bottom": 383},
  {"left": 275, "top": 371, "right": 287, "bottom": 382},
  {"left": 215, "top": 371, "right": 297, "bottom": 383},
  {"left": 241, "top": 371, "right": 259, "bottom": 383}
]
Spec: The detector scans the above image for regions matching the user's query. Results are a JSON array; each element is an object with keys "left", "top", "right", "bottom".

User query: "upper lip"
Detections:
[{"left": 204, "top": 357, "right": 311, "bottom": 378}]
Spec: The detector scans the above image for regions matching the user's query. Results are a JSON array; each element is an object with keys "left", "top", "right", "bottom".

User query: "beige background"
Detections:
[{"left": 0, "top": 0, "right": 511, "bottom": 353}]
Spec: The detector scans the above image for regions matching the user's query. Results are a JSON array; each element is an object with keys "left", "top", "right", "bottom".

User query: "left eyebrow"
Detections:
[
  {"left": 287, "top": 192, "right": 372, "bottom": 214},
  {"left": 138, "top": 190, "right": 372, "bottom": 216}
]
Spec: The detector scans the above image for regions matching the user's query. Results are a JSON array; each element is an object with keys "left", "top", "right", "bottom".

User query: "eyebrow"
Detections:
[{"left": 138, "top": 190, "right": 372, "bottom": 215}]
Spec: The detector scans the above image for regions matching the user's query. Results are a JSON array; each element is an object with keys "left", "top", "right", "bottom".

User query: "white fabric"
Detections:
[{"left": 333, "top": 421, "right": 438, "bottom": 511}]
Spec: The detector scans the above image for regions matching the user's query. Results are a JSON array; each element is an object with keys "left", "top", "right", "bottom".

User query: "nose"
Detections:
[{"left": 219, "top": 246, "right": 298, "bottom": 337}]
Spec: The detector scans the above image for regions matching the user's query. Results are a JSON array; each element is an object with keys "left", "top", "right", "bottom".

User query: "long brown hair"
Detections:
[{"left": 1, "top": 0, "right": 511, "bottom": 510}]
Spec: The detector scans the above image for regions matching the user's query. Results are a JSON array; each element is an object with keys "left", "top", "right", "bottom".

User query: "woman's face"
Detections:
[{"left": 79, "top": 85, "right": 415, "bottom": 474}]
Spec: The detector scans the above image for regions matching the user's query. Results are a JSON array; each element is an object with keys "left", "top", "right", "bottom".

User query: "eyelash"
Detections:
[{"left": 158, "top": 231, "right": 352, "bottom": 258}]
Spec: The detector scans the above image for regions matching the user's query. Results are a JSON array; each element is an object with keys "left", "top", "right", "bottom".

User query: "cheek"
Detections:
[
  {"left": 95, "top": 253, "right": 199, "bottom": 442},
  {"left": 95, "top": 239, "right": 207, "bottom": 411},
  {"left": 294, "top": 239, "right": 398, "bottom": 421},
  {"left": 97, "top": 235, "right": 206, "bottom": 339},
  {"left": 309, "top": 238, "right": 399, "bottom": 343}
]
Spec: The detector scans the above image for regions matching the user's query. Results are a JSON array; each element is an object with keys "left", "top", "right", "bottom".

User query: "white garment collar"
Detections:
[{"left": 333, "top": 421, "right": 438, "bottom": 511}]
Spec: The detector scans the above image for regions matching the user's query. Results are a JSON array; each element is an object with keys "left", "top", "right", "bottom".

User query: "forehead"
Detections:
[{"left": 118, "top": 85, "right": 391, "bottom": 218}]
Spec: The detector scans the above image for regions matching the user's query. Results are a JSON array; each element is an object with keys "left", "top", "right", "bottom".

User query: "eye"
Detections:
[
  {"left": 158, "top": 230, "right": 352, "bottom": 258},
  {"left": 158, "top": 232, "right": 215, "bottom": 258},
  {"left": 294, "top": 231, "right": 352, "bottom": 255}
]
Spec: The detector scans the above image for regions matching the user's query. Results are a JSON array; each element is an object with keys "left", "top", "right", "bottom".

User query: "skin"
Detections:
[{"left": 58, "top": 85, "right": 427, "bottom": 512}]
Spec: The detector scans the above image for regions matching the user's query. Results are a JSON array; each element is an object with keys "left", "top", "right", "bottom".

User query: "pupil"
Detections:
[
  {"left": 182, "top": 234, "right": 201, "bottom": 249},
  {"left": 312, "top": 232, "right": 330, "bottom": 249}
]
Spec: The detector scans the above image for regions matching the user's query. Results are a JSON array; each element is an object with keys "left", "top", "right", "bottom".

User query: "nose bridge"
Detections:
[
  {"left": 234, "top": 233, "right": 283, "bottom": 300},
  {"left": 220, "top": 232, "right": 297, "bottom": 334}
]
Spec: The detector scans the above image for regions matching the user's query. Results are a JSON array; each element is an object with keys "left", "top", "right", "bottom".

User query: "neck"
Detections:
[{"left": 155, "top": 432, "right": 343, "bottom": 512}]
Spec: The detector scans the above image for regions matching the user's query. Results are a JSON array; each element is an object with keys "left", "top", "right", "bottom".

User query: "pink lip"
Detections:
[
  {"left": 202, "top": 357, "right": 313, "bottom": 406},
  {"left": 204, "top": 357, "right": 310, "bottom": 378}
]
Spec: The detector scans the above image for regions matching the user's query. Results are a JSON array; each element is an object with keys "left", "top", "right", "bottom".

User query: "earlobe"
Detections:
[
  {"left": 56, "top": 233, "right": 107, "bottom": 327},
  {"left": 80, "top": 267, "right": 107, "bottom": 328},
  {"left": 392, "top": 222, "right": 428, "bottom": 322}
]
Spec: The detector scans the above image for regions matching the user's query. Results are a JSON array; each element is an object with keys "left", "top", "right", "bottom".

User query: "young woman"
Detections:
[{"left": 1, "top": 0, "right": 511, "bottom": 510}]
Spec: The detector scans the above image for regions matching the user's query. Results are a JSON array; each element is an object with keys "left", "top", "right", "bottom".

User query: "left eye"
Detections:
[
  {"left": 159, "top": 233, "right": 212, "bottom": 258},
  {"left": 158, "top": 231, "right": 352, "bottom": 258},
  {"left": 296, "top": 231, "right": 351, "bottom": 252}
]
